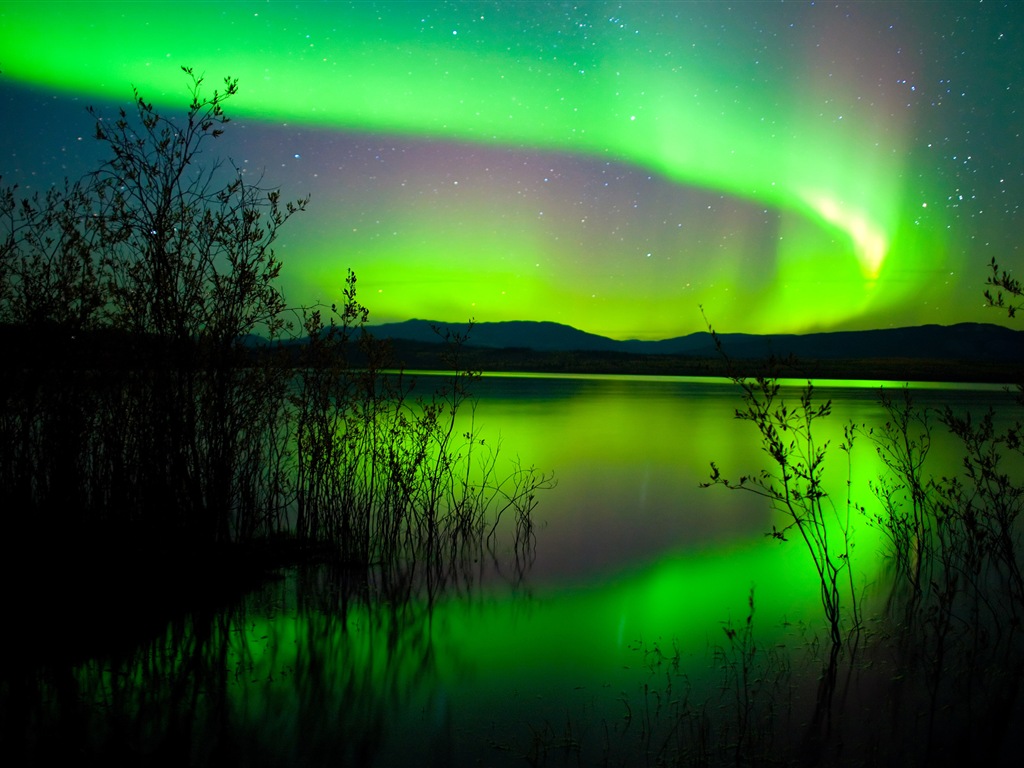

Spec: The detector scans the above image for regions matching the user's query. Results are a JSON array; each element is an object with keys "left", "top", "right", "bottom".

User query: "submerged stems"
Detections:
[
  {"left": 701, "top": 313, "right": 861, "bottom": 653},
  {"left": 291, "top": 271, "right": 553, "bottom": 604}
]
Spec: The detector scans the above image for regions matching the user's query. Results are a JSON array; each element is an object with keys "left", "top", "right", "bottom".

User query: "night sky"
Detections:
[{"left": 2, "top": 1, "right": 1021, "bottom": 339}]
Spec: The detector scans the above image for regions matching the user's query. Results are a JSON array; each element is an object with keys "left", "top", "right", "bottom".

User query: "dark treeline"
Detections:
[
  {"left": 6, "top": 322, "right": 1024, "bottom": 384},
  {"left": 355, "top": 337, "right": 1024, "bottom": 383}
]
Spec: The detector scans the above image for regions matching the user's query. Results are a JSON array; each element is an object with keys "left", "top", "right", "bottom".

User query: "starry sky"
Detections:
[{"left": 1, "top": 1, "right": 1021, "bottom": 339}]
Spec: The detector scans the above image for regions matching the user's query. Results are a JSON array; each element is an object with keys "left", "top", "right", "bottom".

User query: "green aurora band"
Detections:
[{"left": 1, "top": 1, "right": 955, "bottom": 337}]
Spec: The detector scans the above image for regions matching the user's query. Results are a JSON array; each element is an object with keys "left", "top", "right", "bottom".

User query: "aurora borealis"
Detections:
[{"left": 2, "top": 1, "right": 1021, "bottom": 339}]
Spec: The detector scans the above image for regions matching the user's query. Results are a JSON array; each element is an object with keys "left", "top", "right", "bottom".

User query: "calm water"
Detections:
[{"left": 37, "top": 374, "right": 1020, "bottom": 765}]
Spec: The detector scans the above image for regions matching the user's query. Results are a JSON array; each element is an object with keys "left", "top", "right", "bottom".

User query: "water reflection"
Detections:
[
  {"left": 4, "top": 374, "right": 1018, "bottom": 765},
  {"left": 5, "top": 573, "right": 446, "bottom": 765}
]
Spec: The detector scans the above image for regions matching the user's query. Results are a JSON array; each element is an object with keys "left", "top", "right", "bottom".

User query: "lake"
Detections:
[{"left": 17, "top": 373, "right": 1019, "bottom": 765}]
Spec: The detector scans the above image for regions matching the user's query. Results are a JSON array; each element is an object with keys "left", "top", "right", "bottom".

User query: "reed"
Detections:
[
  {"left": 0, "top": 70, "right": 551, "bottom": 632},
  {"left": 700, "top": 312, "right": 862, "bottom": 653},
  {"left": 683, "top": 302, "right": 1024, "bottom": 764},
  {"left": 291, "top": 270, "right": 552, "bottom": 603}
]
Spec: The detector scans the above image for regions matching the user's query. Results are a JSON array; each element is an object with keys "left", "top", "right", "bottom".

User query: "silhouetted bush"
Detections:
[{"left": 0, "top": 70, "right": 550, "bottom": 630}]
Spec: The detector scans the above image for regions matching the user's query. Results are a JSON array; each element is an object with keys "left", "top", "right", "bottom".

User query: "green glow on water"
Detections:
[
  {"left": 0, "top": 1, "right": 954, "bottom": 337},
  {"left": 209, "top": 521, "right": 884, "bottom": 763},
  {"left": 61, "top": 372, "right": 970, "bottom": 763}
]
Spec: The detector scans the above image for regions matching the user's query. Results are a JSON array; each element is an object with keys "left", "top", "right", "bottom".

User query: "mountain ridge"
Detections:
[{"left": 366, "top": 319, "right": 1024, "bottom": 363}]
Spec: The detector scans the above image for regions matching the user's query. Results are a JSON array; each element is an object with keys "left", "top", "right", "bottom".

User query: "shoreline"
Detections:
[{"left": 385, "top": 342, "right": 1024, "bottom": 385}]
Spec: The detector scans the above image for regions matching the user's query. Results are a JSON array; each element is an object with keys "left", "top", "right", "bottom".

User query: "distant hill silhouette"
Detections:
[{"left": 367, "top": 319, "right": 1024, "bottom": 363}]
